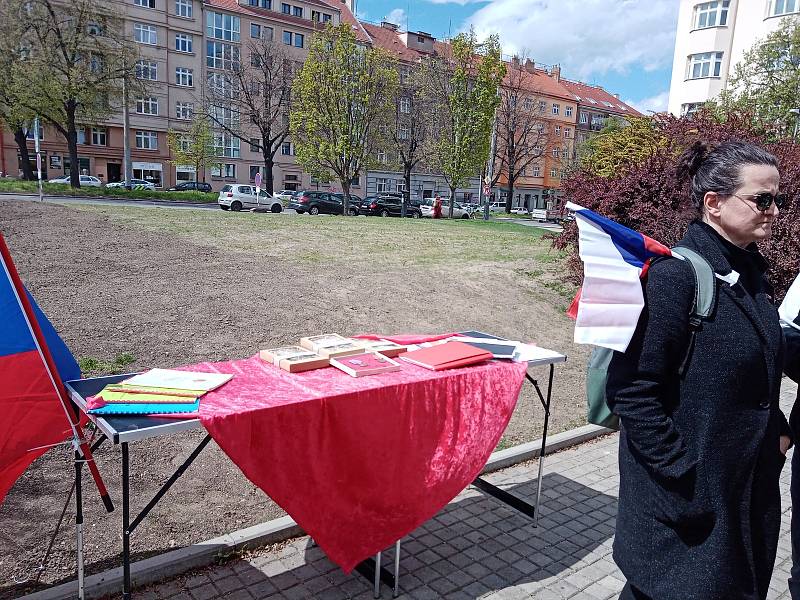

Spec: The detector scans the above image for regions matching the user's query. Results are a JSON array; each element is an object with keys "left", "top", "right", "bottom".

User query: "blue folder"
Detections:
[{"left": 88, "top": 400, "right": 200, "bottom": 415}]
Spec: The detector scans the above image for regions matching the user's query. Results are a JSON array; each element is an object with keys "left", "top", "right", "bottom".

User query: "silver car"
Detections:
[{"left": 218, "top": 184, "right": 283, "bottom": 212}]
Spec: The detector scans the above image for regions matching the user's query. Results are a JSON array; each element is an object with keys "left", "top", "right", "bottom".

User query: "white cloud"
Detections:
[
  {"left": 386, "top": 8, "right": 406, "bottom": 26},
  {"left": 624, "top": 90, "right": 670, "bottom": 115},
  {"left": 465, "top": 0, "right": 679, "bottom": 80}
]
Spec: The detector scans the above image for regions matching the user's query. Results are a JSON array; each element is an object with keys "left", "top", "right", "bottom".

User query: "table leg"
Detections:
[
  {"left": 373, "top": 551, "right": 381, "bottom": 599},
  {"left": 75, "top": 449, "right": 84, "bottom": 600},
  {"left": 533, "top": 364, "right": 554, "bottom": 526},
  {"left": 122, "top": 442, "right": 131, "bottom": 600},
  {"left": 393, "top": 540, "right": 401, "bottom": 598}
]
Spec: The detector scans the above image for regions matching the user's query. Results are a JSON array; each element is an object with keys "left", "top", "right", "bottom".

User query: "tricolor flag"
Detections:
[
  {"left": 0, "top": 233, "right": 111, "bottom": 509},
  {"left": 566, "top": 202, "right": 673, "bottom": 352}
]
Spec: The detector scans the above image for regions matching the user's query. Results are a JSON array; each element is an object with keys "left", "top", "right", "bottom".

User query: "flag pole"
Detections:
[{"left": 0, "top": 234, "right": 114, "bottom": 512}]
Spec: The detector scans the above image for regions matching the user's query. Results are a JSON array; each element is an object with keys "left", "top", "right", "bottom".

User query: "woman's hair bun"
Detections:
[{"left": 676, "top": 140, "right": 714, "bottom": 184}]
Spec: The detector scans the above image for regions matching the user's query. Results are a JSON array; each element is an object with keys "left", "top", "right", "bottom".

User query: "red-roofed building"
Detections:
[{"left": 560, "top": 79, "right": 641, "bottom": 146}]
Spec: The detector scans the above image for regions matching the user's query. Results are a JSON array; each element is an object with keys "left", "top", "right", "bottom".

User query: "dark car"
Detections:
[
  {"left": 360, "top": 194, "right": 422, "bottom": 218},
  {"left": 167, "top": 181, "right": 213, "bottom": 193},
  {"left": 288, "top": 191, "right": 360, "bottom": 215},
  {"left": 329, "top": 193, "right": 362, "bottom": 215}
]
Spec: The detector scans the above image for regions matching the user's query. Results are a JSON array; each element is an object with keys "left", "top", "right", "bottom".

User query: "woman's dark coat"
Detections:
[{"left": 607, "top": 221, "right": 791, "bottom": 600}]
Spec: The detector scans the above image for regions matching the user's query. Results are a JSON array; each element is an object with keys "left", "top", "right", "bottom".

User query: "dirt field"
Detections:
[{"left": 0, "top": 199, "right": 588, "bottom": 597}]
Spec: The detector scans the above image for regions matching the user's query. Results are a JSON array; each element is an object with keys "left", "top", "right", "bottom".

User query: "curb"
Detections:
[{"left": 20, "top": 424, "right": 614, "bottom": 600}]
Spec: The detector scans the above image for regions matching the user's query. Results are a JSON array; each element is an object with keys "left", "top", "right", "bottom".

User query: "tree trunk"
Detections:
[
  {"left": 448, "top": 185, "right": 456, "bottom": 219},
  {"left": 507, "top": 176, "right": 515, "bottom": 216},
  {"left": 341, "top": 177, "right": 350, "bottom": 216},
  {"left": 65, "top": 103, "right": 80, "bottom": 188},
  {"left": 402, "top": 163, "right": 412, "bottom": 218},
  {"left": 264, "top": 151, "right": 275, "bottom": 195},
  {"left": 13, "top": 128, "right": 35, "bottom": 181}
]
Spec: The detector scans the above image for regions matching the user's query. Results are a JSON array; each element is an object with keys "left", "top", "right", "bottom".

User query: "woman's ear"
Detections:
[{"left": 704, "top": 191, "right": 723, "bottom": 219}]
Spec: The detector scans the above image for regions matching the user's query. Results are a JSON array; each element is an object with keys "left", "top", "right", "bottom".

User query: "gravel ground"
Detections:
[{"left": 0, "top": 199, "right": 588, "bottom": 598}]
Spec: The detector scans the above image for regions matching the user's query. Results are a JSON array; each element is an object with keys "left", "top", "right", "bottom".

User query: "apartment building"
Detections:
[
  {"left": 0, "top": 0, "right": 352, "bottom": 189},
  {"left": 560, "top": 79, "right": 639, "bottom": 146},
  {"left": 668, "top": 0, "right": 800, "bottom": 116}
]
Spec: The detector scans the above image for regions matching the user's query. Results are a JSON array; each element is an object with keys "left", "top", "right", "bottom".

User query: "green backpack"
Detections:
[{"left": 586, "top": 247, "right": 717, "bottom": 430}]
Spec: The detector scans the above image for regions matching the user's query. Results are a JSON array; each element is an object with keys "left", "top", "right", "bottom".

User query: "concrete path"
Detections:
[{"left": 127, "top": 382, "right": 798, "bottom": 600}]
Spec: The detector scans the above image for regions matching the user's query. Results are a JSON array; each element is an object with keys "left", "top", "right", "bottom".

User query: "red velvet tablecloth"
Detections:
[{"left": 186, "top": 354, "right": 528, "bottom": 572}]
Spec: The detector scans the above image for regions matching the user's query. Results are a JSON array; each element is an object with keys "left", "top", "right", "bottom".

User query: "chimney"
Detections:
[
  {"left": 511, "top": 55, "right": 520, "bottom": 70},
  {"left": 613, "top": 93, "right": 620, "bottom": 99},
  {"left": 550, "top": 64, "right": 561, "bottom": 82},
  {"left": 381, "top": 21, "right": 398, "bottom": 31},
  {"left": 524, "top": 58, "right": 535, "bottom": 74}
]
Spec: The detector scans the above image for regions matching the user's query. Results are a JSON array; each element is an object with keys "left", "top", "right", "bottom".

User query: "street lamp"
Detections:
[{"left": 790, "top": 108, "right": 800, "bottom": 140}]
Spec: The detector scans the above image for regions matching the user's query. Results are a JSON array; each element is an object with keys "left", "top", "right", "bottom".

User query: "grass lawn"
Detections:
[{"left": 0, "top": 178, "right": 217, "bottom": 202}]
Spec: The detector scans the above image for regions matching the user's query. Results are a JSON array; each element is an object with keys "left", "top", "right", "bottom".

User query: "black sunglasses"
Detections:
[{"left": 731, "top": 192, "right": 788, "bottom": 211}]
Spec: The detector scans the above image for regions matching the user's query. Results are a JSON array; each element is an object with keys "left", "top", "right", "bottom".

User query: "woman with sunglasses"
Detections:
[{"left": 607, "top": 140, "right": 791, "bottom": 600}]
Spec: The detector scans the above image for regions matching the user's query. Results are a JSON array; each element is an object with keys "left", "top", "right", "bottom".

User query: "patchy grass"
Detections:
[
  {"left": 78, "top": 352, "right": 136, "bottom": 376},
  {"left": 0, "top": 178, "right": 217, "bottom": 203}
]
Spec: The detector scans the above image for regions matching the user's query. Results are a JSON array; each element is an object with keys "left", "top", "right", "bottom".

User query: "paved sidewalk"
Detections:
[{"left": 135, "top": 382, "right": 798, "bottom": 600}]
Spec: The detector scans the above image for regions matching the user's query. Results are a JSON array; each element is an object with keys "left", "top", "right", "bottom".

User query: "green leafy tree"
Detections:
[
  {"left": 422, "top": 29, "right": 506, "bottom": 218},
  {"left": 11, "top": 0, "right": 139, "bottom": 187},
  {"left": 167, "top": 116, "right": 218, "bottom": 182},
  {"left": 719, "top": 16, "right": 800, "bottom": 138},
  {"left": 290, "top": 23, "right": 398, "bottom": 215},
  {"left": 579, "top": 116, "right": 665, "bottom": 178}
]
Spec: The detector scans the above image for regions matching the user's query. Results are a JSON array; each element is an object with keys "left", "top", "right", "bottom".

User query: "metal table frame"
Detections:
[{"left": 66, "top": 342, "right": 565, "bottom": 599}]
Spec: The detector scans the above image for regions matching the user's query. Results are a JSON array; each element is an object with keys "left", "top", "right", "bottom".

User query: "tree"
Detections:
[
  {"left": 552, "top": 109, "right": 800, "bottom": 300},
  {"left": 291, "top": 23, "right": 398, "bottom": 215},
  {"left": 0, "top": 0, "right": 36, "bottom": 180},
  {"left": 578, "top": 116, "right": 665, "bottom": 178},
  {"left": 167, "top": 115, "right": 217, "bottom": 181},
  {"left": 11, "top": 0, "right": 139, "bottom": 187},
  {"left": 493, "top": 56, "right": 552, "bottom": 213},
  {"left": 387, "top": 66, "right": 435, "bottom": 216},
  {"left": 422, "top": 29, "right": 505, "bottom": 218},
  {"left": 206, "top": 36, "right": 293, "bottom": 195},
  {"left": 719, "top": 16, "right": 800, "bottom": 138}
]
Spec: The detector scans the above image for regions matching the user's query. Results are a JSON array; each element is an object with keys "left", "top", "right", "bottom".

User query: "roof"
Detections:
[
  {"left": 502, "top": 62, "right": 576, "bottom": 103},
  {"left": 560, "top": 79, "right": 641, "bottom": 116},
  {"left": 360, "top": 22, "right": 421, "bottom": 61},
  {"left": 318, "top": 0, "right": 371, "bottom": 44},
  {"left": 204, "top": 0, "right": 342, "bottom": 32}
]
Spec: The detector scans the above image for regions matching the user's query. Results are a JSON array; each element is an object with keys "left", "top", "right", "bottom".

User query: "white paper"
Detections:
[
  {"left": 511, "top": 343, "right": 565, "bottom": 363},
  {"left": 780, "top": 272, "right": 800, "bottom": 331},
  {"left": 124, "top": 368, "right": 233, "bottom": 391}
]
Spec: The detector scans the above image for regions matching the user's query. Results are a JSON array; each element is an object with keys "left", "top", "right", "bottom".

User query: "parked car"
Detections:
[
  {"left": 419, "top": 198, "right": 472, "bottom": 219},
  {"left": 47, "top": 174, "right": 103, "bottom": 187},
  {"left": 360, "top": 195, "right": 422, "bottom": 218},
  {"left": 217, "top": 184, "right": 283, "bottom": 212},
  {"left": 273, "top": 189, "right": 297, "bottom": 202},
  {"left": 288, "top": 191, "right": 357, "bottom": 215},
  {"left": 105, "top": 179, "right": 156, "bottom": 191},
  {"left": 167, "top": 181, "right": 213, "bottom": 193},
  {"left": 329, "top": 192, "right": 362, "bottom": 215}
]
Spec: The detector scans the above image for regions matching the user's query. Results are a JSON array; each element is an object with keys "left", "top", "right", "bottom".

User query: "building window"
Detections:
[
  {"left": 263, "top": 26, "right": 274, "bottom": 40},
  {"left": 565, "top": 106, "right": 573, "bottom": 117},
  {"left": 281, "top": 141, "right": 292, "bottom": 155},
  {"left": 249, "top": 165, "right": 262, "bottom": 181},
  {"left": 399, "top": 66, "right": 410, "bottom": 84},
  {"left": 555, "top": 125, "right": 561, "bottom": 136},
  {"left": 312, "top": 10, "right": 332, "bottom": 22},
  {"left": 694, "top": 1, "right": 729, "bottom": 28},
  {"left": 212, "top": 163, "right": 236, "bottom": 178},
  {"left": 135, "top": 96, "right": 159, "bottom": 115},
  {"left": 176, "top": 67, "right": 193, "bottom": 86},
  {"left": 134, "top": 23, "right": 157, "bottom": 45},
  {"left": 91, "top": 127, "right": 107, "bottom": 146},
  {"left": 175, "top": 0, "right": 192, "bottom": 17},
  {"left": 552, "top": 103, "right": 560, "bottom": 115},
  {"left": 550, "top": 168, "right": 557, "bottom": 178},
  {"left": 133, "top": 167, "right": 162, "bottom": 186},
  {"left": 87, "top": 22, "right": 104, "bottom": 36},
  {"left": 136, "top": 130, "right": 158, "bottom": 149},
  {"left": 293, "top": 5, "right": 302, "bottom": 17},
  {"left": 399, "top": 97, "right": 410, "bottom": 113},
  {"left": 281, "top": 3, "right": 290, "bottom": 13},
  {"left": 539, "top": 100, "right": 546, "bottom": 114},
  {"left": 531, "top": 165, "right": 540, "bottom": 177},
  {"left": 249, "top": 138, "right": 260, "bottom": 152},
  {"left": 551, "top": 148, "right": 559, "bottom": 158},
  {"left": 134, "top": 0, "right": 155, "bottom": 8},
  {"left": 283, "top": 31, "right": 303, "bottom": 47},
  {"left": 681, "top": 102, "right": 703, "bottom": 116},
  {"left": 294, "top": 33, "right": 304, "bottom": 48},
  {"left": 207, "top": 41, "right": 240, "bottom": 70},
  {"left": 248, "top": 0, "right": 271, "bottom": 7},
  {"left": 768, "top": 0, "right": 798, "bottom": 17},
  {"left": 377, "top": 150, "right": 386, "bottom": 163},
  {"left": 206, "top": 11, "right": 240, "bottom": 41},
  {"left": 376, "top": 177, "right": 387, "bottom": 192},
  {"left": 176, "top": 101, "right": 194, "bottom": 119},
  {"left": 561, "top": 148, "right": 568, "bottom": 159},
  {"left": 251, "top": 23, "right": 261, "bottom": 38},
  {"left": 175, "top": 34, "right": 193, "bottom": 53},
  {"left": 135, "top": 60, "right": 158, "bottom": 80},
  {"left": 564, "top": 128, "right": 571, "bottom": 138},
  {"left": 214, "top": 134, "right": 240, "bottom": 158},
  {"left": 579, "top": 112, "right": 589, "bottom": 124},
  {"left": 398, "top": 126, "right": 410, "bottom": 140},
  {"left": 686, "top": 51, "right": 723, "bottom": 79}
]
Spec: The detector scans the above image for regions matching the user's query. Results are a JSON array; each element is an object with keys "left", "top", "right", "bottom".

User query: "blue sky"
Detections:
[{"left": 355, "top": 0, "right": 680, "bottom": 114}]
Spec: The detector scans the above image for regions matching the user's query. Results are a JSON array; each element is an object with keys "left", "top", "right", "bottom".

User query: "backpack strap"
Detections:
[{"left": 670, "top": 246, "right": 717, "bottom": 376}]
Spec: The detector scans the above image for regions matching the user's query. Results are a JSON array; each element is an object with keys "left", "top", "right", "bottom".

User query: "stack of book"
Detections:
[{"left": 88, "top": 369, "right": 233, "bottom": 415}]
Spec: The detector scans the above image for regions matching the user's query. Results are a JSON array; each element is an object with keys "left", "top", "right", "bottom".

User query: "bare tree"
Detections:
[
  {"left": 492, "top": 57, "right": 552, "bottom": 214},
  {"left": 206, "top": 36, "right": 293, "bottom": 195}
]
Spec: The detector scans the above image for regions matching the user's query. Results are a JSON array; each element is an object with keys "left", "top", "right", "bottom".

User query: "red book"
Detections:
[{"left": 399, "top": 341, "right": 493, "bottom": 371}]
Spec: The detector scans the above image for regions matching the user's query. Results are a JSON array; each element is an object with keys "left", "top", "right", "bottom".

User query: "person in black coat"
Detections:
[
  {"left": 784, "top": 322, "right": 800, "bottom": 599},
  {"left": 607, "top": 140, "right": 792, "bottom": 600}
]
